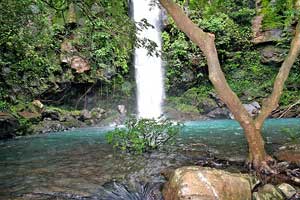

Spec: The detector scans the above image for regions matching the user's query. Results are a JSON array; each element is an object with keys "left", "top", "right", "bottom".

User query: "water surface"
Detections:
[{"left": 0, "top": 118, "right": 299, "bottom": 199}]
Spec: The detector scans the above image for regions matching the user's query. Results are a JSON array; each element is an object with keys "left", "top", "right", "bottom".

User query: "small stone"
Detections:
[
  {"left": 32, "top": 100, "right": 44, "bottom": 110},
  {"left": 253, "top": 184, "right": 284, "bottom": 200},
  {"left": 277, "top": 183, "right": 296, "bottom": 199},
  {"left": 279, "top": 146, "right": 287, "bottom": 150}
]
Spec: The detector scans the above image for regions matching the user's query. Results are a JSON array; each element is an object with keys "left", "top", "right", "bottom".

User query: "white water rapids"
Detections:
[{"left": 132, "top": 0, "right": 164, "bottom": 119}]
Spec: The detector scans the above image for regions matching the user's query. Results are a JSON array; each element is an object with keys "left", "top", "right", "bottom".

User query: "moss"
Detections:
[{"left": 176, "top": 104, "right": 199, "bottom": 114}]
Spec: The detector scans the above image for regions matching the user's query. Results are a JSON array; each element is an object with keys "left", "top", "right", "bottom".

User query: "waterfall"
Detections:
[{"left": 132, "top": 0, "right": 164, "bottom": 119}]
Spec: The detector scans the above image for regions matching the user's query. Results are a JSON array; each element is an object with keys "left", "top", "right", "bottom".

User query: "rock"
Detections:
[
  {"left": 70, "top": 56, "right": 90, "bottom": 73},
  {"left": 275, "top": 144, "right": 300, "bottom": 165},
  {"left": 207, "top": 107, "right": 230, "bottom": 119},
  {"left": 91, "top": 107, "right": 105, "bottom": 120},
  {"left": 0, "top": 112, "right": 19, "bottom": 139},
  {"left": 244, "top": 101, "right": 261, "bottom": 116},
  {"left": 91, "top": 107, "right": 105, "bottom": 114},
  {"left": 80, "top": 109, "right": 92, "bottom": 121},
  {"left": 32, "top": 100, "right": 44, "bottom": 110},
  {"left": 60, "top": 39, "right": 77, "bottom": 63},
  {"left": 42, "top": 109, "right": 61, "bottom": 121},
  {"left": 198, "top": 98, "right": 218, "bottom": 114},
  {"left": 261, "top": 46, "right": 285, "bottom": 64},
  {"left": 181, "top": 69, "right": 195, "bottom": 83},
  {"left": 290, "top": 193, "right": 300, "bottom": 200},
  {"left": 164, "top": 106, "right": 209, "bottom": 121},
  {"left": 253, "top": 184, "right": 284, "bottom": 200},
  {"left": 117, "top": 105, "right": 127, "bottom": 115},
  {"left": 163, "top": 166, "right": 256, "bottom": 200},
  {"left": 252, "top": 29, "right": 283, "bottom": 44},
  {"left": 229, "top": 101, "right": 261, "bottom": 119},
  {"left": 18, "top": 111, "right": 41, "bottom": 121},
  {"left": 277, "top": 183, "right": 296, "bottom": 199},
  {"left": 209, "top": 92, "right": 226, "bottom": 107}
]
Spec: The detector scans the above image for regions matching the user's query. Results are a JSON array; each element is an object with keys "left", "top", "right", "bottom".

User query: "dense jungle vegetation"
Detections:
[{"left": 0, "top": 0, "right": 299, "bottom": 136}]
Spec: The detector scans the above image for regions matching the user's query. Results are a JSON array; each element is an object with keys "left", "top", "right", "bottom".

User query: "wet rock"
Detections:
[
  {"left": 163, "top": 166, "right": 256, "bottom": 200},
  {"left": 253, "top": 184, "right": 284, "bottom": 200},
  {"left": 0, "top": 112, "right": 19, "bottom": 139},
  {"left": 33, "top": 121, "right": 66, "bottom": 134},
  {"left": 207, "top": 107, "right": 230, "bottom": 119},
  {"left": 277, "top": 183, "right": 296, "bottom": 199},
  {"left": 97, "top": 182, "right": 163, "bottom": 200}
]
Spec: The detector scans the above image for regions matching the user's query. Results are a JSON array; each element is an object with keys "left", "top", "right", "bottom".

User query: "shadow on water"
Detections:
[{"left": 0, "top": 118, "right": 299, "bottom": 199}]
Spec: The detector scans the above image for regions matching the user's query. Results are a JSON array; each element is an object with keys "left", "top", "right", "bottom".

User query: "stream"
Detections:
[{"left": 0, "top": 118, "right": 300, "bottom": 199}]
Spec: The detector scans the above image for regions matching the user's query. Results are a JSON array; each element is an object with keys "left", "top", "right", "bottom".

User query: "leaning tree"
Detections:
[{"left": 158, "top": 0, "right": 300, "bottom": 170}]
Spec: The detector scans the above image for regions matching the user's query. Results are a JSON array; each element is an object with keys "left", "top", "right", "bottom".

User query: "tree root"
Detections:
[{"left": 249, "top": 160, "right": 300, "bottom": 186}]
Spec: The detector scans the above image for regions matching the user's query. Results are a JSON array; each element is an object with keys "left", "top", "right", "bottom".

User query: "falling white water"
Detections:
[{"left": 133, "top": 0, "right": 164, "bottom": 119}]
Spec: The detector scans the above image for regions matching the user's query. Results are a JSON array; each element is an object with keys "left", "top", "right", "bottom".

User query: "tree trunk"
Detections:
[{"left": 158, "top": 0, "right": 300, "bottom": 170}]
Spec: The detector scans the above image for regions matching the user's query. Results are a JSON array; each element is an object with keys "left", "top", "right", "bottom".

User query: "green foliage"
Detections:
[
  {"left": 261, "top": 0, "right": 296, "bottom": 30},
  {"left": 0, "top": 101, "right": 8, "bottom": 112},
  {"left": 162, "top": 0, "right": 298, "bottom": 106},
  {"left": 0, "top": 0, "right": 135, "bottom": 104},
  {"left": 167, "top": 86, "right": 212, "bottom": 114},
  {"left": 281, "top": 127, "right": 300, "bottom": 143},
  {"left": 106, "top": 117, "right": 182, "bottom": 154}
]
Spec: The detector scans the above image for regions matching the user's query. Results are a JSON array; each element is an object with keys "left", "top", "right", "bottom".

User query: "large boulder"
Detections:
[
  {"left": 163, "top": 166, "right": 257, "bottom": 200},
  {"left": 0, "top": 112, "right": 19, "bottom": 139}
]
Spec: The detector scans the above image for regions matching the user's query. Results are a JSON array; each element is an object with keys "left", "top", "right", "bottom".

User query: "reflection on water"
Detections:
[{"left": 0, "top": 119, "right": 299, "bottom": 199}]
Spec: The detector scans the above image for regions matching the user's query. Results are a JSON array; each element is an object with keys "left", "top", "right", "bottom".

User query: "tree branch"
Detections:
[
  {"left": 255, "top": 22, "right": 300, "bottom": 129},
  {"left": 159, "top": 0, "right": 253, "bottom": 127}
]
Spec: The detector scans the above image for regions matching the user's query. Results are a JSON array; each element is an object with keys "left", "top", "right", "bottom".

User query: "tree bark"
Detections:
[
  {"left": 159, "top": 0, "right": 300, "bottom": 169},
  {"left": 255, "top": 23, "right": 300, "bottom": 129}
]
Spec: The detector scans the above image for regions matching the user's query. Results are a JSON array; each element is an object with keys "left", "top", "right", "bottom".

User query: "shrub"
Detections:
[{"left": 106, "top": 116, "right": 182, "bottom": 154}]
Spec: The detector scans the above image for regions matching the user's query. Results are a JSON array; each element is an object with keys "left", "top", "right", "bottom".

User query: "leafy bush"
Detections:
[
  {"left": 281, "top": 128, "right": 300, "bottom": 143},
  {"left": 106, "top": 117, "right": 182, "bottom": 154}
]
